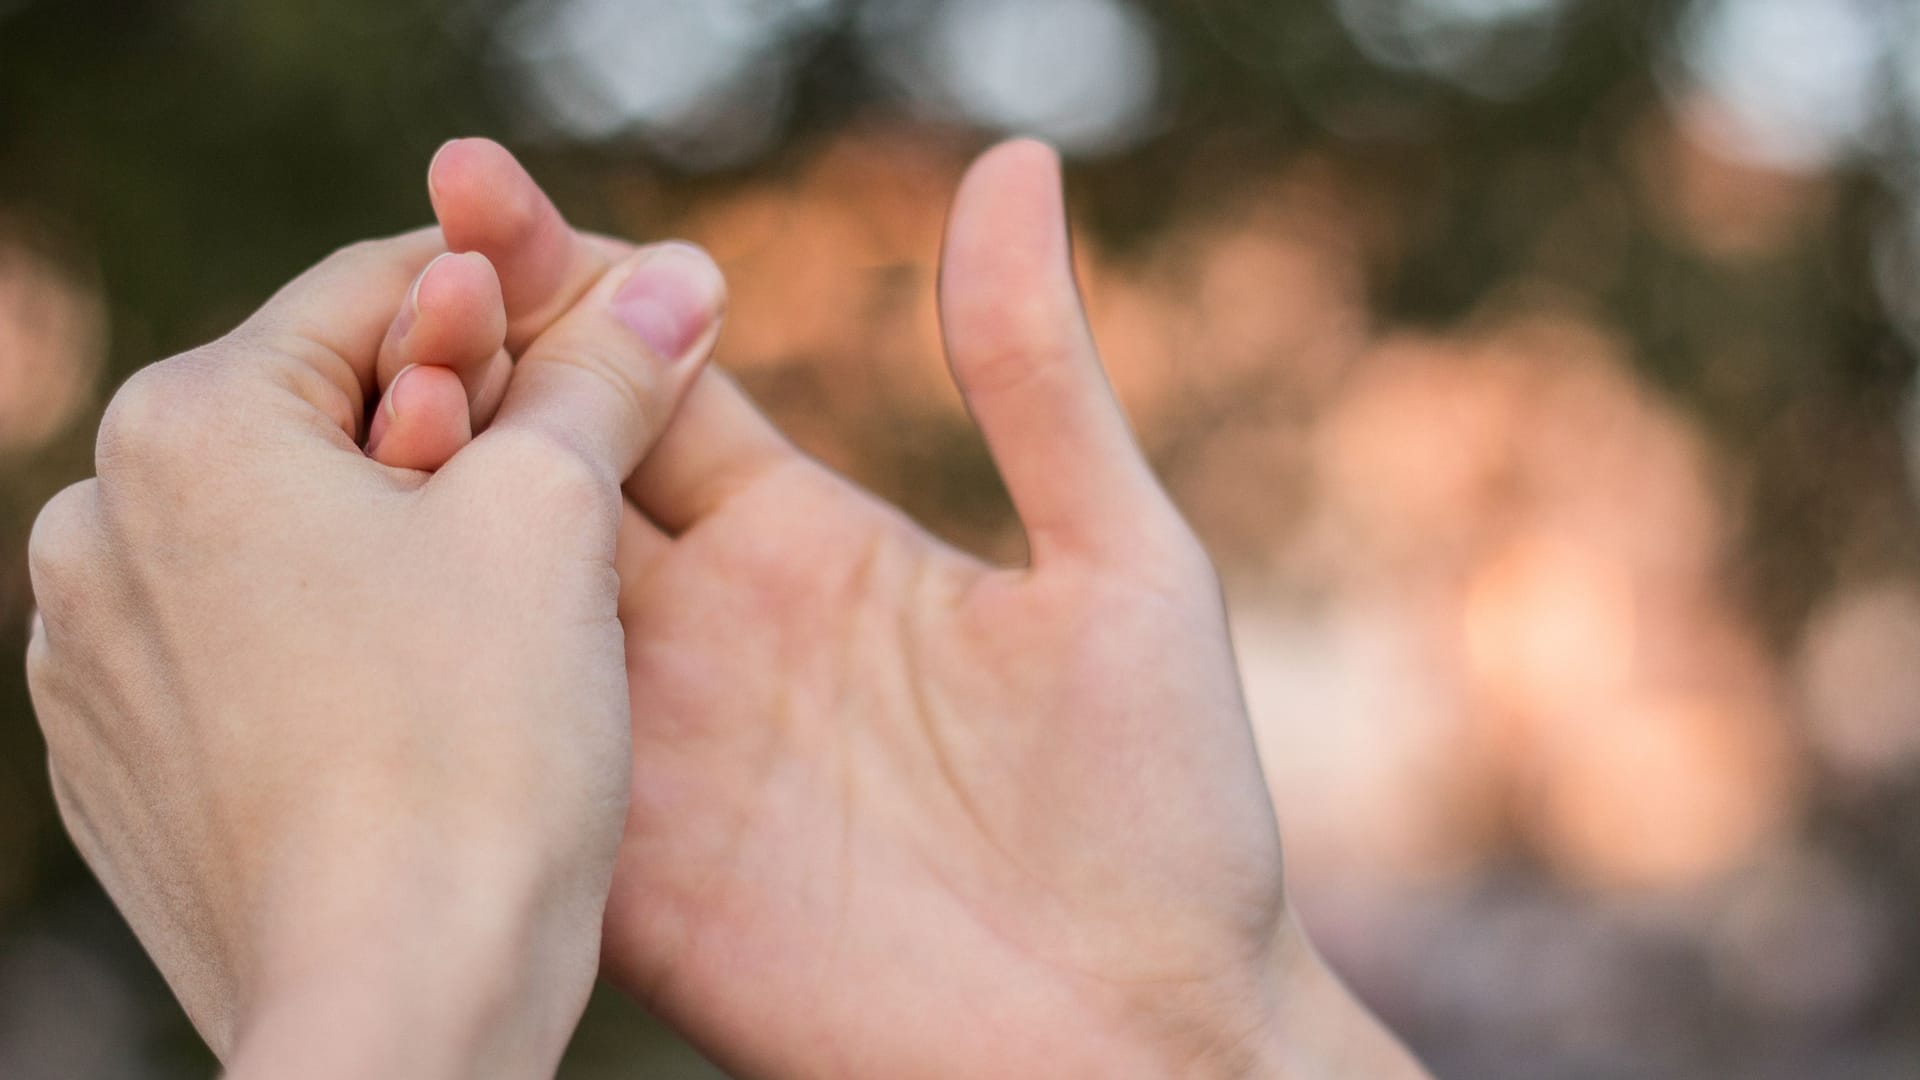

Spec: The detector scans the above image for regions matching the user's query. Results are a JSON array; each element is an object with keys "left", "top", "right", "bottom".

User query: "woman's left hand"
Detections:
[{"left": 25, "top": 229, "right": 724, "bottom": 1080}]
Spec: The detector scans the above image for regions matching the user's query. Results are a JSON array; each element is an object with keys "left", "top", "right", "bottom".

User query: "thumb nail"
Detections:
[{"left": 609, "top": 243, "right": 724, "bottom": 363}]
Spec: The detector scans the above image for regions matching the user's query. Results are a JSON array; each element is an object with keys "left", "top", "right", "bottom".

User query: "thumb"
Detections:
[
  {"left": 483, "top": 242, "right": 726, "bottom": 485},
  {"left": 939, "top": 140, "right": 1170, "bottom": 568}
]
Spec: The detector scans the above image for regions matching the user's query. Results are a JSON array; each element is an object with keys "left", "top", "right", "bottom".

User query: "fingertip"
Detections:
[
  {"left": 428, "top": 138, "right": 521, "bottom": 207},
  {"left": 941, "top": 140, "right": 1082, "bottom": 370},
  {"left": 382, "top": 251, "right": 509, "bottom": 415},
  {"left": 413, "top": 250, "right": 507, "bottom": 349},
  {"left": 368, "top": 364, "right": 473, "bottom": 472},
  {"left": 426, "top": 137, "right": 592, "bottom": 353},
  {"left": 944, "top": 141, "right": 1075, "bottom": 313},
  {"left": 427, "top": 137, "right": 549, "bottom": 256},
  {"left": 952, "top": 140, "right": 1067, "bottom": 237},
  {"left": 980, "top": 137, "right": 1064, "bottom": 183}
]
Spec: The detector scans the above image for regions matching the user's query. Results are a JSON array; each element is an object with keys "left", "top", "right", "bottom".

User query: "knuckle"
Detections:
[
  {"left": 956, "top": 298, "right": 1081, "bottom": 400},
  {"left": 26, "top": 481, "right": 99, "bottom": 607},
  {"left": 315, "top": 234, "right": 420, "bottom": 278},
  {"left": 26, "top": 633, "right": 81, "bottom": 764},
  {"left": 95, "top": 357, "right": 218, "bottom": 473},
  {"left": 45, "top": 759, "right": 96, "bottom": 860},
  {"left": 296, "top": 232, "right": 438, "bottom": 301},
  {"left": 329, "top": 236, "right": 387, "bottom": 265},
  {"left": 24, "top": 626, "right": 56, "bottom": 703},
  {"left": 969, "top": 337, "right": 1071, "bottom": 403},
  {"left": 480, "top": 428, "right": 617, "bottom": 521},
  {"left": 536, "top": 339, "right": 666, "bottom": 429},
  {"left": 96, "top": 352, "right": 269, "bottom": 511},
  {"left": 94, "top": 367, "right": 163, "bottom": 467}
]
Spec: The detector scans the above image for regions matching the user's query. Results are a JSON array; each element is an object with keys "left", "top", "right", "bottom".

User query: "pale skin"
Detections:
[
  {"left": 377, "top": 138, "right": 1432, "bottom": 1078},
  {"left": 27, "top": 137, "right": 1431, "bottom": 1078},
  {"left": 25, "top": 228, "right": 729, "bottom": 1078}
]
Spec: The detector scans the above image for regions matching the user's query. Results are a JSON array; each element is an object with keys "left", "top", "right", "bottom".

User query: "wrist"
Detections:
[
  {"left": 1240, "top": 912, "right": 1434, "bottom": 1080},
  {"left": 226, "top": 966, "right": 524, "bottom": 1080},
  {"left": 226, "top": 913, "right": 587, "bottom": 1080},
  {"left": 1106, "top": 913, "right": 1428, "bottom": 1080},
  {"left": 224, "top": 839, "right": 606, "bottom": 1080}
]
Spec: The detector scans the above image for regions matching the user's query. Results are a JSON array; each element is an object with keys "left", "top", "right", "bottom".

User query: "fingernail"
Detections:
[
  {"left": 426, "top": 139, "right": 460, "bottom": 199},
  {"left": 366, "top": 405, "right": 390, "bottom": 457},
  {"left": 610, "top": 244, "right": 724, "bottom": 363},
  {"left": 394, "top": 253, "right": 452, "bottom": 343},
  {"left": 386, "top": 364, "right": 421, "bottom": 422},
  {"left": 367, "top": 364, "right": 418, "bottom": 456}
]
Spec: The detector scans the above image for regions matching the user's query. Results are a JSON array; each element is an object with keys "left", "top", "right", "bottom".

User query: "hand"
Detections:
[
  {"left": 24, "top": 229, "right": 726, "bottom": 1077},
  {"left": 424, "top": 139, "right": 1429, "bottom": 1078}
]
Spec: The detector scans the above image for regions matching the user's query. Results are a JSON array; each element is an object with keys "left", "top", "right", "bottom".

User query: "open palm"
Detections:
[
  {"left": 610, "top": 433, "right": 1279, "bottom": 1077},
  {"left": 424, "top": 139, "right": 1393, "bottom": 1078}
]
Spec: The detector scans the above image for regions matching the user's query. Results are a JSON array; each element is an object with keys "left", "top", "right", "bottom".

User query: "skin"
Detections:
[
  {"left": 24, "top": 228, "right": 729, "bottom": 1079},
  {"left": 402, "top": 138, "right": 1434, "bottom": 1079},
  {"left": 28, "top": 133, "right": 1429, "bottom": 1078},
  {"left": 364, "top": 248, "right": 507, "bottom": 470}
]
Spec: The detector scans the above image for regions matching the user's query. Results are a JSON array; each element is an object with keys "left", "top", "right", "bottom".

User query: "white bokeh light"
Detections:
[
  {"left": 864, "top": 0, "right": 1162, "bottom": 156},
  {"left": 1896, "top": 7, "right": 1920, "bottom": 130},
  {"left": 1334, "top": 0, "right": 1572, "bottom": 99},
  {"left": 502, "top": 0, "right": 840, "bottom": 168},
  {"left": 1670, "top": 0, "right": 1886, "bottom": 172}
]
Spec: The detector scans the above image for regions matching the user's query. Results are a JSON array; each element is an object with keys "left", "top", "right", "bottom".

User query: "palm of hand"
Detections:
[
  {"left": 606, "top": 458, "right": 1286, "bottom": 1076},
  {"left": 411, "top": 136, "right": 1296, "bottom": 1076}
]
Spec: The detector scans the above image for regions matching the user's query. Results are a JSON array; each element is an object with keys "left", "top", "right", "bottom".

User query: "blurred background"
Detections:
[{"left": 2, "top": 0, "right": 1919, "bottom": 1075}]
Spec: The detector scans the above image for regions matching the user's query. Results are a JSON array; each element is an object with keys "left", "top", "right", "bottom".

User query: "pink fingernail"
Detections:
[
  {"left": 394, "top": 253, "right": 452, "bottom": 343},
  {"left": 367, "top": 364, "right": 418, "bottom": 456},
  {"left": 610, "top": 244, "right": 724, "bottom": 362},
  {"left": 385, "top": 364, "right": 421, "bottom": 423},
  {"left": 366, "top": 403, "right": 391, "bottom": 456},
  {"left": 426, "top": 139, "right": 461, "bottom": 200}
]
